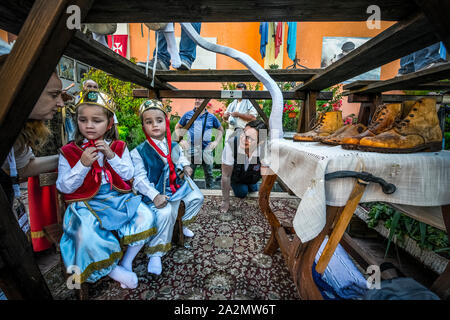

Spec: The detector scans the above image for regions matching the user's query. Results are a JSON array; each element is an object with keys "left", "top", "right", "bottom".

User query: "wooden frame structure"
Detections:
[{"left": 0, "top": 0, "right": 449, "bottom": 299}]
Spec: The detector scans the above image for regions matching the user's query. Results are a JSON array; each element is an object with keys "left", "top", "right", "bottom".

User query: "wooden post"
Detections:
[
  {"left": 249, "top": 99, "right": 269, "bottom": 127},
  {"left": 304, "top": 91, "right": 318, "bottom": 131},
  {"left": 0, "top": 0, "right": 94, "bottom": 299},
  {"left": 174, "top": 98, "right": 211, "bottom": 142},
  {"left": 296, "top": 100, "right": 304, "bottom": 133},
  {"left": 356, "top": 93, "right": 382, "bottom": 126},
  {"left": 0, "top": 0, "right": 94, "bottom": 164}
]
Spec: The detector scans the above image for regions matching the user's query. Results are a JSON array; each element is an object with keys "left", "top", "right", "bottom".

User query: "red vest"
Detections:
[{"left": 60, "top": 140, "right": 132, "bottom": 202}]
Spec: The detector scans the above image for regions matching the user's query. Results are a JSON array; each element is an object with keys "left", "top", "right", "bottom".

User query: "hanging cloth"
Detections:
[
  {"left": 259, "top": 22, "right": 269, "bottom": 59},
  {"left": 286, "top": 22, "right": 298, "bottom": 62},
  {"left": 274, "top": 22, "right": 283, "bottom": 59}
]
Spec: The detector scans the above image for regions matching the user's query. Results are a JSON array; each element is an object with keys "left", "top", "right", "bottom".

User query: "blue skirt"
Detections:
[{"left": 60, "top": 184, "right": 156, "bottom": 283}]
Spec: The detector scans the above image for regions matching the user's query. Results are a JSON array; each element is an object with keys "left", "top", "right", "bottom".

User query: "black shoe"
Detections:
[
  {"left": 177, "top": 60, "right": 191, "bottom": 71},
  {"left": 137, "top": 59, "right": 169, "bottom": 71}
]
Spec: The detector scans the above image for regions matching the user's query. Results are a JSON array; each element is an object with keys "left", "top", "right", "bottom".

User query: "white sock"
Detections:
[
  {"left": 120, "top": 244, "right": 144, "bottom": 272},
  {"left": 147, "top": 256, "right": 162, "bottom": 275},
  {"left": 108, "top": 265, "right": 138, "bottom": 289},
  {"left": 183, "top": 227, "right": 194, "bottom": 237},
  {"left": 163, "top": 31, "right": 181, "bottom": 69}
]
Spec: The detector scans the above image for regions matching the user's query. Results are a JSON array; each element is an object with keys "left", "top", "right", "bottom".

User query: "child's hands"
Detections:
[
  {"left": 183, "top": 165, "right": 193, "bottom": 177},
  {"left": 80, "top": 147, "right": 99, "bottom": 167},
  {"left": 95, "top": 140, "right": 115, "bottom": 160},
  {"left": 153, "top": 194, "right": 169, "bottom": 209}
]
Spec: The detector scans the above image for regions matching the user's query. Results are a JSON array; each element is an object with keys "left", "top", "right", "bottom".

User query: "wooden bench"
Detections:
[{"left": 37, "top": 171, "right": 185, "bottom": 299}]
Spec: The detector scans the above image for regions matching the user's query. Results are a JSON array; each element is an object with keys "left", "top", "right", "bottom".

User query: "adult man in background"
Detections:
[
  {"left": 175, "top": 98, "right": 224, "bottom": 189},
  {"left": 223, "top": 83, "right": 258, "bottom": 142}
]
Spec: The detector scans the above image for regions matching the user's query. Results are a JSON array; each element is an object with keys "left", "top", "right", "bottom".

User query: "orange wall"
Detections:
[{"left": 128, "top": 22, "right": 401, "bottom": 118}]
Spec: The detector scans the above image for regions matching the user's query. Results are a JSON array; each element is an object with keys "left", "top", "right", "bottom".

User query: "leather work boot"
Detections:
[
  {"left": 341, "top": 103, "right": 402, "bottom": 149},
  {"left": 358, "top": 98, "right": 442, "bottom": 153},
  {"left": 293, "top": 111, "right": 343, "bottom": 142},
  {"left": 320, "top": 123, "right": 367, "bottom": 145}
]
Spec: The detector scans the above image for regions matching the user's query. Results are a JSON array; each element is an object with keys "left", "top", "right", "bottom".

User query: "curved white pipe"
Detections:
[{"left": 179, "top": 23, "right": 283, "bottom": 140}]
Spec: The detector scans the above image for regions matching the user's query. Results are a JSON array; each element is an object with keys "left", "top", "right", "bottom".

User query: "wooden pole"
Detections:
[
  {"left": 0, "top": 0, "right": 94, "bottom": 299},
  {"left": 304, "top": 91, "right": 318, "bottom": 131},
  {"left": 249, "top": 99, "right": 269, "bottom": 127},
  {"left": 0, "top": 0, "right": 94, "bottom": 164}
]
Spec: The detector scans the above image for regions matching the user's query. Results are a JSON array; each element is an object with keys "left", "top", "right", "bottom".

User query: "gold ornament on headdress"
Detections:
[
  {"left": 76, "top": 89, "right": 116, "bottom": 114},
  {"left": 139, "top": 99, "right": 167, "bottom": 116}
]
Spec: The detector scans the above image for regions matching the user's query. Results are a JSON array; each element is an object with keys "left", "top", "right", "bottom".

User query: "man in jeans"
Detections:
[
  {"left": 175, "top": 98, "right": 224, "bottom": 188},
  {"left": 149, "top": 23, "right": 202, "bottom": 71},
  {"left": 398, "top": 42, "right": 447, "bottom": 76}
]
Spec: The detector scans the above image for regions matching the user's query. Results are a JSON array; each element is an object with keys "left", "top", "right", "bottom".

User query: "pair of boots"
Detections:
[
  {"left": 341, "top": 98, "right": 442, "bottom": 153},
  {"left": 293, "top": 98, "right": 442, "bottom": 153},
  {"left": 292, "top": 110, "right": 367, "bottom": 144}
]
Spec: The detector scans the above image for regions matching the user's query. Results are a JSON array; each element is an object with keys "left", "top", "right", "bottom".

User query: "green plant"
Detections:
[
  {"left": 80, "top": 59, "right": 173, "bottom": 150},
  {"left": 316, "top": 85, "right": 343, "bottom": 113},
  {"left": 365, "top": 202, "right": 449, "bottom": 259}
]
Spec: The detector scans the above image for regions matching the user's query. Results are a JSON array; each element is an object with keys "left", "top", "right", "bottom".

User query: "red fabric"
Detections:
[
  {"left": 81, "top": 140, "right": 113, "bottom": 190},
  {"left": 60, "top": 140, "right": 131, "bottom": 202},
  {"left": 107, "top": 34, "right": 128, "bottom": 58},
  {"left": 143, "top": 116, "right": 180, "bottom": 193},
  {"left": 28, "top": 176, "right": 57, "bottom": 252},
  {"left": 274, "top": 22, "right": 283, "bottom": 58}
]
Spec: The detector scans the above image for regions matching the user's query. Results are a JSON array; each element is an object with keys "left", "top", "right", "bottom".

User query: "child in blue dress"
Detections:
[
  {"left": 56, "top": 90, "right": 156, "bottom": 289},
  {"left": 131, "top": 99, "right": 204, "bottom": 275}
]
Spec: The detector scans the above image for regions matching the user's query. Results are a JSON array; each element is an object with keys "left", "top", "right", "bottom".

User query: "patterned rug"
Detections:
[{"left": 44, "top": 195, "right": 301, "bottom": 300}]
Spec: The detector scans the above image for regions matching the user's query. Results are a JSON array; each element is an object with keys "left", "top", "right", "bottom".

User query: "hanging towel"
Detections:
[
  {"left": 274, "top": 22, "right": 283, "bottom": 58},
  {"left": 286, "top": 22, "right": 297, "bottom": 62},
  {"left": 259, "top": 22, "right": 269, "bottom": 59}
]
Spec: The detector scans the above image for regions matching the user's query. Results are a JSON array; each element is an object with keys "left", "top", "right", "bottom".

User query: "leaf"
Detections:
[
  {"left": 419, "top": 222, "right": 427, "bottom": 247},
  {"left": 385, "top": 211, "right": 401, "bottom": 258}
]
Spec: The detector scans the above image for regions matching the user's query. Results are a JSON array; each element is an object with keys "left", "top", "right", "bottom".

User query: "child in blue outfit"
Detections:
[
  {"left": 131, "top": 99, "right": 204, "bottom": 275},
  {"left": 56, "top": 90, "right": 156, "bottom": 289}
]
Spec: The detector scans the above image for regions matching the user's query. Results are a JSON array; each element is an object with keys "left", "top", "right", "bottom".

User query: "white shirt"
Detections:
[
  {"left": 130, "top": 138, "right": 190, "bottom": 201},
  {"left": 226, "top": 99, "right": 258, "bottom": 130},
  {"left": 56, "top": 139, "right": 134, "bottom": 194}
]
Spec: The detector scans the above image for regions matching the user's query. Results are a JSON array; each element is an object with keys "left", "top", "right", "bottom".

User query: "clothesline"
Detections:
[{"left": 259, "top": 22, "right": 298, "bottom": 62}]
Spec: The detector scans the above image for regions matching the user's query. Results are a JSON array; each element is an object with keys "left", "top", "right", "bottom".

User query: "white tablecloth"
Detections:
[{"left": 265, "top": 139, "right": 450, "bottom": 243}]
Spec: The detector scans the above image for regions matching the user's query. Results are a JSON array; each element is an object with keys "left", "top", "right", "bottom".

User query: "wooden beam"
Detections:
[
  {"left": 345, "top": 62, "right": 450, "bottom": 94},
  {"left": 85, "top": 0, "right": 416, "bottom": 23},
  {"left": 344, "top": 80, "right": 450, "bottom": 92},
  {"left": 348, "top": 93, "right": 449, "bottom": 103},
  {"left": 416, "top": 0, "right": 450, "bottom": 52},
  {"left": 0, "top": 1, "right": 418, "bottom": 35},
  {"left": 0, "top": 0, "right": 93, "bottom": 163},
  {"left": 154, "top": 69, "right": 320, "bottom": 83},
  {"left": 249, "top": 99, "right": 269, "bottom": 126},
  {"left": 295, "top": 12, "right": 439, "bottom": 91},
  {"left": 65, "top": 32, "right": 173, "bottom": 90},
  {"left": 180, "top": 98, "right": 211, "bottom": 134},
  {"left": 0, "top": 0, "right": 97, "bottom": 299},
  {"left": 304, "top": 92, "right": 318, "bottom": 131},
  {"left": 357, "top": 93, "right": 382, "bottom": 126},
  {"left": 133, "top": 89, "right": 333, "bottom": 100}
]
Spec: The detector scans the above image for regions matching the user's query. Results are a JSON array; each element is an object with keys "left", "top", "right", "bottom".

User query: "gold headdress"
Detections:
[
  {"left": 139, "top": 99, "right": 167, "bottom": 116},
  {"left": 76, "top": 89, "right": 115, "bottom": 114}
]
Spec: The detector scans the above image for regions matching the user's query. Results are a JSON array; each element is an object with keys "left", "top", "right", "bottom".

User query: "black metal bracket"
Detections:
[{"left": 325, "top": 171, "right": 396, "bottom": 194}]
